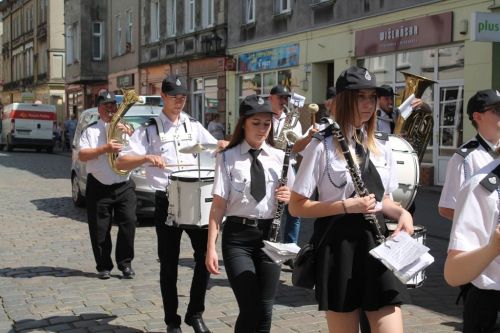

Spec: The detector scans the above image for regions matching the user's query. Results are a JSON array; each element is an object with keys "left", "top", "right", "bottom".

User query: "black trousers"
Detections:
[
  {"left": 222, "top": 220, "right": 281, "bottom": 333},
  {"left": 86, "top": 174, "right": 136, "bottom": 272},
  {"left": 463, "top": 285, "right": 500, "bottom": 333},
  {"left": 154, "top": 191, "right": 210, "bottom": 327}
]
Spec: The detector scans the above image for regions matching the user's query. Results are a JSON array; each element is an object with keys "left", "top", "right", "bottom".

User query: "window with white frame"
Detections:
[
  {"left": 150, "top": 0, "right": 160, "bottom": 42},
  {"left": 39, "top": 0, "right": 47, "bottom": 23},
  {"left": 275, "top": 0, "right": 291, "bottom": 14},
  {"left": 65, "top": 25, "right": 73, "bottom": 64},
  {"left": 185, "top": 0, "right": 195, "bottom": 32},
  {"left": 92, "top": 22, "right": 103, "bottom": 60},
  {"left": 126, "top": 10, "right": 133, "bottom": 52},
  {"left": 202, "top": 0, "right": 214, "bottom": 28},
  {"left": 25, "top": 6, "right": 33, "bottom": 32},
  {"left": 25, "top": 45, "right": 33, "bottom": 77},
  {"left": 13, "top": 47, "right": 23, "bottom": 81},
  {"left": 166, "top": 0, "right": 176, "bottom": 37},
  {"left": 115, "top": 15, "right": 122, "bottom": 56},
  {"left": 245, "top": 0, "right": 255, "bottom": 23}
]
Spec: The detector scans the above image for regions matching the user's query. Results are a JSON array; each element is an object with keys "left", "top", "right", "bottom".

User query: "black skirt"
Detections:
[{"left": 313, "top": 214, "right": 410, "bottom": 312}]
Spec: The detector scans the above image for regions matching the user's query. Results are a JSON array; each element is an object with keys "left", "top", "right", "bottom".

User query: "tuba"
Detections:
[
  {"left": 107, "top": 89, "right": 140, "bottom": 176},
  {"left": 394, "top": 72, "right": 436, "bottom": 163}
]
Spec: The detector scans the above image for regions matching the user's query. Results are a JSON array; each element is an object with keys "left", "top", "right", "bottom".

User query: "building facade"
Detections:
[
  {"left": 226, "top": 0, "right": 500, "bottom": 185},
  {"left": 64, "top": 0, "right": 110, "bottom": 116},
  {"left": 1, "top": 0, "right": 66, "bottom": 121},
  {"left": 140, "top": 0, "right": 229, "bottom": 128}
]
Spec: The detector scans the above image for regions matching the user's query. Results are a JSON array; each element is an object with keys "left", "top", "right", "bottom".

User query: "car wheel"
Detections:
[
  {"left": 6, "top": 135, "right": 13, "bottom": 152},
  {"left": 0, "top": 144, "right": 4, "bottom": 151},
  {"left": 46, "top": 146, "right": 53, "bottom": 154},
  {"left": 71, "top": 174, "right": 85, "bottom": 207}
]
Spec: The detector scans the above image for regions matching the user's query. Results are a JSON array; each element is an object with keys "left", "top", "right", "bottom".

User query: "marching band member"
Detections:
[
  {"left": 116, "top": 75, "right": 218, "bottom": 333},
  {"left": 439, "top": 89, "right": 500, "bottom": 221},
  {"left": 289, "top": 66, "right": 413, "bottom": 333},
  {"left": 78, "top": 91, "right": 137, "bottom": 280},
  {"left": 444, "top": 156, "right": 500, "bottom": 333},
  {"left": 205, "top": 94, "right": 293, "bottom": 333}
]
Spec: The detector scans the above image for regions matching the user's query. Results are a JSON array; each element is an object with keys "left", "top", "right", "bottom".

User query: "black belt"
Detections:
[{"left": 226, "top": 216, "right": 273, "bottom": 228}]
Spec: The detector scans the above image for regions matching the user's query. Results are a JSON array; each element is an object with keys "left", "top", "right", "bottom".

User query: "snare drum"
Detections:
[
  {"left": 385, "top": 222, "right": 427, "bottom": 288},
  {"left": 167, "top": 169, "right": 214, "bottom": 228},
  {"left": 388, "top": 135, "right": 419, "bottom": 210}
]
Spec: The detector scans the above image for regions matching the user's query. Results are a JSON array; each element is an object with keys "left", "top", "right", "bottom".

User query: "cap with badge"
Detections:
[
  {"left": 335, "top": 66, "right": 384, "bottom": 94},
  {"left": 270, "top": 85, "right": 291, "bottom": 97},
  {"left": 161, "top": 75, "right": 188, "bottom": 96},
  {"left": 378, "top": 84, "right": 398, "bottom": 97},
  {"left": 326, "top": 86, "right": 337, "bottom": 100},
  {"left": 97, "top": 91, "right": 117, "bottom": 105},
  {"left": 239, "top": 94, "right": 273, "bottom": 117},
  {"left": 467, "top": 89, "right": 500, "bottom": 120}
]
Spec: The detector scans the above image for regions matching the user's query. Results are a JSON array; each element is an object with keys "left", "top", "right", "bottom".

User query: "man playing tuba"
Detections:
[{"left": 78, "top": 90, "right": 137, "bottom": 280}]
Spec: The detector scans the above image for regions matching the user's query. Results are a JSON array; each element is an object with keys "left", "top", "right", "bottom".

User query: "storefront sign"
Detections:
[
  {"left": 117, "top": 74, "right": 134, "bottom": 88},
  {"left": 471, "top": 12, "right": 500, "bottom": 42},
  {"left": 238, "top": 44, "right": 299, "bottom": 73},
  {"left": 355, "top": 12, "right": 453, "bottom": 57}
]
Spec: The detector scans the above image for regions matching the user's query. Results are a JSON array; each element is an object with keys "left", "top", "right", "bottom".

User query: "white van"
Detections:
[{"left": 0, "top": 103, "right": 56, "bottom": 153}]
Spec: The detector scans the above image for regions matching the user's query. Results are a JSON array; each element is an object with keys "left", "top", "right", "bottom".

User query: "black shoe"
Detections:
[
  {"left": 98, "top": 270, "right": 111, "bottom": 280},
  {"left": 185, "top": 317, "right": 211, "bottom": 333},
  {"left": 121, "top": 266, "right": 135, "bottom": 279},
  {"left": 167, "top": 325, "right": 182, "bottom": 333},
  {"left": 284, "top": 259, "right": 294, "bottom": 269}
]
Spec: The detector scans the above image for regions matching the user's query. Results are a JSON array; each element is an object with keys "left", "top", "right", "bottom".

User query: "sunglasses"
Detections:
[{"left": 484, "top": 104, "right": 500, "bottom": 115}]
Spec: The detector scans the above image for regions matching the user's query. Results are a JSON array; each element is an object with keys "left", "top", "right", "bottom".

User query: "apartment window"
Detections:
[
  {"left": 25, "top": 46, "right": 33, "bottom": 77},
  {"left": 274, "top": 0, "right": 291, "bottom": 14},
  {"left": 185, "top": 0, "right": 195, "bottom": 32},
  {"left": 115, "top": 15, "right": 122, "bottom": 56},
  {"left": 245, "top": 0, "right": 255, "bottom": 23},
  {"left": 39, "top": 0, "right": 47, "bottom": 23},
  {"left": 166, "top": 0, "right": 176, "bottom": 37},
  {"left": 73, "top": 23, "right": 80, "bottom": 63},
  {"left": 38, "top": 42, "right": 47, "bottom": 74},
  {"left": 25, "top": 6, "right": 33, "bottom": 32},
  {"left": 202, "top": 0, "right": 214, "bottom": 28},
  {"left": 92, "top": 22, "right": 103, "bottom": 60},
  {"left": 150, "top": 0, "right": 160, "bottom": 42},
  {"left": 126, "top": 10, "right": 133, "bottom": 52},
  {"left": 65, "top": 25, "right": 73, "bottom": 64}
]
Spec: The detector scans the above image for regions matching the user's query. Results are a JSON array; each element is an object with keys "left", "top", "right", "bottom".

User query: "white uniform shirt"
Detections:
[
  {"left": 79, "top": 119, "right": 130, "bottom": 185},
  {"left": 293, "top": 131, "right": 398, "bottom": 202},
  {"left": 376, "top": 108, "right": 400, "bottom": 134},
  {"left": 120, "top": 111, "right": 217, "bottom": 191},
  {"left": 439, "top": 134, "right": 497, "bottom": 210},
  {"left": 273, "top": 110, "right": 303, "bottom": 140},
  {"left": 212, "top": 140, "right": 295, "bottom": 219},
  {"left": 449, "top": 159, "right": 500, "bottom": 290}
]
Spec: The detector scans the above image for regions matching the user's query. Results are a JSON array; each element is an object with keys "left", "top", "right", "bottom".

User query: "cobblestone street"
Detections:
[{"left": 0, "top": 150, "right": 467, "bottom": 332}]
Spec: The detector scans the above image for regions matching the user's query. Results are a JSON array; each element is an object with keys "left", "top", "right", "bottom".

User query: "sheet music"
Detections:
[
  {"left": 262, "top": 241, "right": 301, "bottom": 264},
  {"left": 399, "top": 93, "right": 415, "bottom": 120},
  {"left": 369, "top": 231, "right": 434, "bottom": 283}
]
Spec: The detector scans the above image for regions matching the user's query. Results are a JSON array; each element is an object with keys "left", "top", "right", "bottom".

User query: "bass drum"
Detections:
[{"left": 388, "top": 135, "right": 419, "bottom": 210}]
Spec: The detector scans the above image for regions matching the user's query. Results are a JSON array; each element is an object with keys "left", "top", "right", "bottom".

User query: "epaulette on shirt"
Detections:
[
  {"left": 479, "top": 163, "right": 500, "bottom": 193},
  {"left": 455, "top": 140, "right": 479, "bottom": 158},
  {"left": 374, "top": 131, "right": 389, "bottom": 141},
  {"left": 313, "top": 124, "right": 333, "bottom": 140},
  {"left": 81, "top": 120, "right": 98, "bottom": 135}
]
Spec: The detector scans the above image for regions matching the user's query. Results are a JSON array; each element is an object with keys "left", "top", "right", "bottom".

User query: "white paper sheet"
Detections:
[
  {"left": 262, "top": 241, "right": 301, "bottom": 264},
  {"left": 398, "top": 93, "right": 415, "bottom": 120}
]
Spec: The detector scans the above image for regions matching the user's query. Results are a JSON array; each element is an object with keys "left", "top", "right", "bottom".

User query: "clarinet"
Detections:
[
  {"left": 330, "top": 121, "right": 386, "bottom": 244},
  {"left": 266, "top": 143, "right": 292, "bottom": 242}
]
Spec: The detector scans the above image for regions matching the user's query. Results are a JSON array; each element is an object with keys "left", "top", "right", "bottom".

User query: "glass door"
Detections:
[{"left": 434, "top": 82, "right": 464, "bottom": 185}]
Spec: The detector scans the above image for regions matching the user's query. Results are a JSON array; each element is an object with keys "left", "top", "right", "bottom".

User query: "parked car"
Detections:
[{"left": 71, "top": 104, "right": 162, "bottom": 219}]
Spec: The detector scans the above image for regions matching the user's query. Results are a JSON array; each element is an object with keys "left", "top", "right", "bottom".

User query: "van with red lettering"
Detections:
[{"left": 0, "top": 103, "right": 56, "bottom": 153}]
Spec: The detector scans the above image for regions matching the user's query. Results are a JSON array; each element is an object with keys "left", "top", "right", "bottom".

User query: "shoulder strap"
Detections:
[
  {"left": 480, "top": 163, "right": 500, "bottom": 193},
  {"left": 313, "top": 123, "right": 333, "bottom": 140},
  {"left": 455, "top": 140, "right": 479, "bottom": 158},
  {"left": 81, "top": 120, "right": 97, "bottom": 135}
]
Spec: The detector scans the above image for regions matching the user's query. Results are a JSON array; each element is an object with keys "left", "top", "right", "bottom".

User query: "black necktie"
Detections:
[
  {"left": 249, "top": 149, "right": 266, "bottom": 202},
  {"left": 355, "top": 129, "right": 366, "bottom": 166}
]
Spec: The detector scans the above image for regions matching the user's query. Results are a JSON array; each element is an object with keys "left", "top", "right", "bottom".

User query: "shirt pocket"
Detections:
[
  {"left": 229, "top": 168, "right": 249, "bottom": 194},
  {"left": 371, "top": 156, "right": 390, "bottom": 187},
  {"left": 325, "top": 163, "right": 348, "bottom": 189}
]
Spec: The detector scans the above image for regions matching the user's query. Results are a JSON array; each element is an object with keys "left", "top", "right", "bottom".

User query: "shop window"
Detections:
[
  {"left": 438, "top": 45, "right": 464, "bottom": 80},
  {"left": 238, "top": 70, "right": 292, "bottom": 102},
  {"left": 395, "top": 50, "right": 434, "bottom": 83},
  {"left": 438, "top": 86, "right": 463, "bottom": 156}
]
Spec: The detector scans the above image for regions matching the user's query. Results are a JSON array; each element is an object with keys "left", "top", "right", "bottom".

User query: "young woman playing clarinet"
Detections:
[
  {"left": 289, "top": 66, "right": 414, "bottom": 333},
  {"left": 205, "top": 94, "right": 293, "bottom": 333}
]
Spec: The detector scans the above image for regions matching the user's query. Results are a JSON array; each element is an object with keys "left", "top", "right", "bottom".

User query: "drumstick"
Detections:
[
  {"left": 147, "top": 163, "right": 197, "bottom": 169},
  {"left": 309, "top": 103, "right": 319, "bottom": 128}
]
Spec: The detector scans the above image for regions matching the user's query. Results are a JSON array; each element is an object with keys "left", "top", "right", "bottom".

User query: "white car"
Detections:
[{"left": 71, "top": 104, "right": 162, "bottom": 218}]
